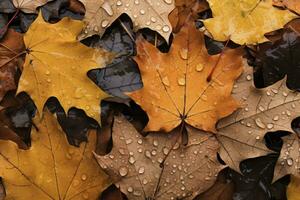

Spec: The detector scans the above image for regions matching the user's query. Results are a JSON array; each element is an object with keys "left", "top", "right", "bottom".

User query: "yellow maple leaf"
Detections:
[
  {"left": 17, "top": 13, "right": 113, "bottom": 122},
  {"left": 287, "top": 176, "right": 300, "bottom": 200},
  {"left": 203, "top": 0, "right": 298, "bottom": 45},
  {"left": 0, "top": 109, "right": 110, "bottom": 199},
  {"left": 127, "top": 21, "right": 244, "bottom": 133}
]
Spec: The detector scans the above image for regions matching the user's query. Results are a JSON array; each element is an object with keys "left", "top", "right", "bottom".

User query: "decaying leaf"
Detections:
[
  {"left": 287, "top": 175, "right": 300, "bottom": 200},
  {"left": 17, "top": 13, "right": 113, "bottom": 122},
  {"left": 273, "top": 0, "right": 300, "bottom": 15},
  {"left": 248, "top": 28, "right": 300, "bottom": 90},
  {"left": 0, "top": 29, "right": 25, "bottom": 102},
  {"left": 128, "top": 21, "right": 244, "bottom": 133},
  {"left": 13, "top": 0, "right": 53, "bottom": 13},
  {"left": 203, "top": 0, "right": 297, "bottom": 45},
  {"left": 0, "top": 109, "right": 110, "bottom": 199},
  {"left": 78, "top": 0, "right": 175, "bottom": 42},
  {"left": 95, "top": 115, "right": 224, "bottom": 200}
]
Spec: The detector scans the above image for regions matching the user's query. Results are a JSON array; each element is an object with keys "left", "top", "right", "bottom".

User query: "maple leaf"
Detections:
[
  {"left": 17, "top": 13, "right": 113, "bottom": 122},
  {"left": 94, "top": 115, "right": 224, "bottom": 200},
  {"left": 0, "top": 29, "right": 25, "bottom": 101},
  {"left": 248, "top": 28, "right": 300, "bottom": 90},
  {"left": 78, "top": 0, "right": 175, "bottom": 42},
  {"left": 127, "top": 21, "right": 244, "bottom": 133},
  {"left": 0, "top": 109, "right": 110, "bottom": 199},
  {"left": 273, "top": 0, "right": 300, "bottom": 15},
  {"left": 13, "top": 0, "right": 53, "bottom": 13},
  {"left": 203, "top": 0, "right": 298, "bottom": 45}
]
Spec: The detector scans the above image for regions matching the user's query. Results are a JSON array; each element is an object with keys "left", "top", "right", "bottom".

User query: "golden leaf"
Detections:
[
  {"left": 0, "top": 109, "right": 110, "bottom": 199},
  {"left": 17, "top": 13, "right": 113, "bottom": 122},
  {"left": 128, "top": 21, "right": 244, "bottom": 133},
  {"left": 203, "top": 0, "right": 298, "bottom": 45}
]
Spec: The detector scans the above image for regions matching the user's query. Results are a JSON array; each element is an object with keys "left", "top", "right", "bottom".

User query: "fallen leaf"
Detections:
[
  {"left": 13, "top": 0, "right": 53, "bottom": 13},
  {"left": 169, "top": 0, "right": 209, "bottom": 33},
  {"left": 0, "top": 29, "right": 25, "bottom": 102},
  {"left": 203, "top": 0, "right": 298, "bottom": 45},
  {"left": 287, "top": 175, "right": 300, "bottom": 200},
  {"left": 247, "top": 28, "right": 300, "bottom": 90},
  {"left": 0, "top": 109, "right": 110, "bottom": 199},
  {"left": 17, "top": 13, "right": 113, "bottom": 122},
  {"left": 128, "top": 21, "right": 244, "bottom": 133},
  {"left": 273, "top": 0, "right": 300, "bottom": 15},
  {"left": 78, "top": 0, "right": 175, "bottom": 42},
  {"left": 95, "top": 115, "right": 224, "bottom": 200}
]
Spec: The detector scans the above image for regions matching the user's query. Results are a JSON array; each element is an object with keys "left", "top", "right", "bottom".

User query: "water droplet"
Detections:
[
  {"left": 119, "top": 148, "right": 125, "bottom": 155},
  {"left": 271, "top": 89, "right": 278, "bottom": 94},
  {"left": 246, "top": 75, "right": 252, "bottom": 81},
  {"left": 164, "top": 0, "right": 172, "bottom": 4},
  {"left": 162, "top": 76, "right": 170, "bottom": 86},
  {"left": 101, "top": 1, "right": 114, "bottom": 16},
  {"left": 287, "top": 158, "right": 293, "bottom": 166},
  {"left": 119, "top": 167, "right": 128, "bottom": 177},
  {"left": 143, "top": 179, "right": 148, "bottom": 185},
  {"left": 126, "top": 139, "right": 133, "bottom": 144},
  {"left": 116, "top": 0, "right": 122, "bottom": 6},
  {"left": 138, "top": 167, "right": 145, "bottom": 174},
  {"left": 45, "top": 70, "right": 50, "bottom": 75},
  {"left": 46, "top": 78, "right": 51, "bottom": 83},
  {"left": 153, "top": 140, "right": 158, "bottom": 147},
  {"left": 282, "top": 92, "right": 288, "bottom": 97},
  {"left": 188, "top": 175, "right": 194, "bottom": 179},
  {"left": 178, "top": 78, "right": 185, "bottom": 86},
  {"left": 127, "top": 187, "right": 133, "bottom": 193},
  {"left": 150, "top": 17, "right": 157, "bottom": 23},
  {"left": 101, "top": 20, "right": 109, "bottom": 28},
  {"left": 109, "top": 155, "right": 114, "bottom": 159},
  {"left": 179, "top": 48, "right": 188, "bottom": 60},
  {"left": 74, "top": 88, "right": 84, "bottom": 99},
  {"left": 134, "top": 0, "right": 139, "bottom": 4},
  {"left": 196, "top": 64, "right": 204, "bottom": 72},
  {"left": 81, "top": 174, "right": 87, "bottom": 181},
  {"left": 255, "top": 118, "right": 266, "bottom": 129},
  {"left": 258, "top": 106, "right": 265, "bottom": 112},
  {"left": 162, "top": 25, "right": 170, "bottom": 32},
  {"left": 151, "top": 150, "right": 157, "bottom": 156},
  {"left": 163, "top": 147, "right": 169, "bottom": 155},
  {"left": 138, "top": 148, "right": 142, "bottom": 153},
  {"left": 129, "top": 156, "right": 135, "bottom": 164},
  {"left": 286, "top": 110, "right": 291, "bottom": 116},
  {"left": 181, "top": 186, "right": 185, "bottom": 191},
  {"left": 66, "top": 153, "right": 72, "bottom": 160},
  {"left": 255, "top": 136, "right": 260, "bottom": 140},
  {"left": 145, "top": 150, "right": 151, "bottom": 158},
  {"left": 137, "top": 139, "right": 143, "bottom": 144},
  {"left": 267, "top": 123, "right": 274, "bottom": 129},
  {"left": 273, "top": 115, "right": 279, "bottom": 121},
  {"left": 140, "top": 9, "right": 145, "bottom": 15}
]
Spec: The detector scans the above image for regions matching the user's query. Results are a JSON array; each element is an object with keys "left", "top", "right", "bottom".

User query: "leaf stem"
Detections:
[{"left": 0, "top": 9, "right": 20, "bottom": 35}]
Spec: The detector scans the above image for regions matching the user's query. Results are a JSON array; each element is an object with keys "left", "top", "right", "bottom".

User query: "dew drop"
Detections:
[
  {"left": 138, "top": 167, "right": 145, "bottom": 174},
  {"left": 177, "top": 78, "right": 185, "bottom": 86},
  {"left": 163, "top": 147, "right": 169, "bottom": 155},
  {"left": 101, "top": 1, "right": 114, "bottom": 16},
  {"left": 126, "top": 139, "right": 133, "bottom": 144},
  {"left": 151, "top": 150, "right": 157, "bottom": 156},
  {"left": 137, "top": 139, "right": 143, "bottom": 144},
  {"left": 162, "top": 25, "right": 170, "bottom": 32},
  {"left": 255, "top": 118, "right": 266, "bottom": 129},
  {"left": 119, "top": 167, "right": 128, "bottom": 177},
  {"left": 101, "top": 20, "right": 109, "bottom": 28},
  {"left": 119, "top": 148, "right": 125, "bottom": 155},
  {"left": 255, "top": 136, "right": 260, "bottom": 140},
  {"left": 134, "top": 0, "right": 139, "bottom": 4},
  {"left": 267, "top": 123, "right": 274, "bottom": 130},
  {"left": 258, "top": 106, "right": 265, "bottom": 112},
  {"left": 129, "top": 156, "right": 135, "bottom": 164},
  {"left": 287, "top": 158, "right": 294, "bottom": 166},
  {"left": 116, "top": 0, "right": 122, "bottom": 6},
  {"left": 81, "top": 174, "right": 87, "bottom": 181},
  {"left": 150, "top": 17, "right": 157, "bottom": 23},
  {"left": 196, "top": 64, "right": 204, "bottom": 72},
  {"left": 145, "top": 150, "right": 151, "bottom": 158},
  {"left": 273, "top": 115, "right": 279, "bottom": 121},
  {"left": 140, "top": 9, "right": 145, "bottom": 15},
  {"left": 246, "top": 75, "right": 252, "bottom": 81},
  {"left": 138, "top": 148, "right": 143, "bottom": 153},
  {"left": 45, "top": 70, "right": 50, "bottom": 75},
  {"left": 143, "top": 179, "right": 148, "bottom": 185},
  {"left": 179, "top": 48, "right": 188, "bottom": 60},
  {"left": 153, "top": 140, "right": 158, "bottom": 147},
  {"left": 164, "top": 0, "right": 172, "bottom": 4},
  {"left": 127, "top": 187, "right": 133, "bottom": 193},
  {"left": 181, "top": 186, "right": 185, "bottom": 191},
  {"left": 162, "top": 76, "right": 170, "bottom": 86}
]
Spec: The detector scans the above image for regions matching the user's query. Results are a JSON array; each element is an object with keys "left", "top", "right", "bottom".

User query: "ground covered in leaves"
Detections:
[{"left": 0, "top": 0, "right": 300, "bottom": 199}]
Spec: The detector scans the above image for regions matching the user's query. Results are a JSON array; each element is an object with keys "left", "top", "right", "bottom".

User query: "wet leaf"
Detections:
[
  {"left": 203, "top": 0, "right": 297, "bottom": 45},
  {"left": 0, "top": 29, "right": 25, "bottom": 102},
  {"left": 17, "top": 13, "right": 113, "bottom": 123},
  {"left": 13, "top": 0, "right": 53, "bottom": 13},
  {"left": 95, "top": 115, "right": 223, "bottom": 200},
  {"left": 128, "top": 20, "right": 244, "bottom": 133},
  {"left": 78, "top": 0, "right": 175, "bottom": 42},
  {"left": 0, "top": 109, "right": 110, "bottom": 199},
  {"left": 273, "top": 0, "right": 300, "bottom": 15},
  {"left": 247, "top": 28, "right": 300, "bottom": 91}
]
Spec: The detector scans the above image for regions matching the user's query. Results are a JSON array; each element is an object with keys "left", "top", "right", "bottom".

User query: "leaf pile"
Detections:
[{"left": 0, "top": 0, "right": 300, "bottom": 199}]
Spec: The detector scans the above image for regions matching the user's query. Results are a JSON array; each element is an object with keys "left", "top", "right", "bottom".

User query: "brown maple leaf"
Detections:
[
  {"left": 0, "top": 29, "right": 25, "bottom": 102},
  {"left": 95, "top": 115, "right": 224, "bottom": 200},
  {"left": 273, "top": 0, "right": 300, "bottom": 15}
]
